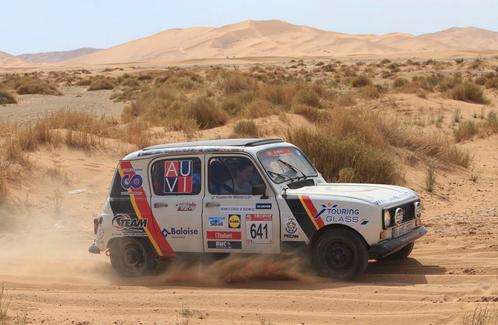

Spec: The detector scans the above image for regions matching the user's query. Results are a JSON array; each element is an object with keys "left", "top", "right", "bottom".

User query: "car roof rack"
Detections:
[{"left": 142, "top": 138, "right": 284, "bottom": 151}]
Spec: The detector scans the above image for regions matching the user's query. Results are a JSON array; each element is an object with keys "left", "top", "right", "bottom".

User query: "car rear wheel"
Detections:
[
  {"left": 378, "top": 242, "right": 414, "bottom": 261},
  {"left": 109, "top": 237, "right": 158, "bottom": 277},
  {"left": 312, "top": 228, "right": 368, "bottom": 280}
]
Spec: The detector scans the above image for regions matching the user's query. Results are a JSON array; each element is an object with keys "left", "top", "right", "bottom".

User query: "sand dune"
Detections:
[
  {"left": 17, "top": 47, "right": 101, "bottom": 64},
  {"left": 69, "top": 20, "right": 498, "bottom": 65},
  {"left": 0, "top": 51, "right": 28, "bottom": 67}
]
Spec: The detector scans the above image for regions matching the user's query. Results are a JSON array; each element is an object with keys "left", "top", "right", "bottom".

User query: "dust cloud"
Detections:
[{"left": 0, "top": 205, "right": 318, "bottom": 288}]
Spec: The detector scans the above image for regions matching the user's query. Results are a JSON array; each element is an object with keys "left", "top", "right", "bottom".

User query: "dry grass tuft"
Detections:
[
  {"left": 454, "top": 121, "right": 478, "bottom": 142},
  {"left": 451, "top": 82, "right": 488, "bottom": 104},
  {"left": 188, "top": 96, "right": 228, "bottom": 129},
  {"left": 14, "top": 77, "right": 61, "bottom": 95},
  {"left": 463, "top": 305, "right": 498, "bottom": 325},
  {"left": 232, "top": 120, "right": 259, "bottom": 137},
  {"left": 88, "top": 77, "right": 117, "bottom": 91},
  {"left": 0, "top": 88, "right": 17, "bottom": 105},
  {"left": 288, "top": 127, "right": 401, "bottom": 184}
]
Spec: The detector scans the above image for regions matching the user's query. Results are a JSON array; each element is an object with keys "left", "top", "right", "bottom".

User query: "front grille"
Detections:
[{"left": 387, "top": 201, "right": 417, "bottom": 223}]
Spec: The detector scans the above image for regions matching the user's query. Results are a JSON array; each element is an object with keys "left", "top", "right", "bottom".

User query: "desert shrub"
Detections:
[
  {"left": 75, "top": 78, "right": 92, "bottom": 86},
  {"left": 15, "top": 77, "right": 61, "bottom": 95},
  {"left": 292, "top": 105, "right": 328, "bottom": 123},
  {"left": 88, "top": 78, "right": 116, "bottom": 91},
  {"left": 425, "top": 162, "right": 436, "bottom": 192},
  {"left": 485, "top": 77, "right": 498, "bottom": 89},
  {"left": 221, "top": 97, "right": 245, "bottom": 116},
  {"left": 360, "top": 84, "right": 383, "bottom": 99},
  {"left": 392, "top": 78, "right": 409, "bottom": 88},
  {"left": 122, "top": 87, "right": 183, "bottom": 123},
  {"left": 188, "top": 96, "right": 228, "bottom": 129},
  {"left": 222, "top": 72, "right": 257, "bottom": 94},
  {"left": 64, "top": 130, "right": 99, "bottom": 150},
  {"left": 487, "top": 111, "right": 498, "bottom": 131},
  {"left": 120, "top": 77, "right": 140, "bottom": 87},
  {"left": 351, "top": 75, "right": 371, "bottom": 87},
  {"left": 261, "top": 83, "right": 295, "bottom": 107},
  {"left": 475, "top": 76, "right": 487, "bottom": 85},
  {"left": 232, "top": 120, "right": 259, "bottom": 137},
  {"left": 293, "top": 85, "right": 321, "bottom": 107},
  {"left": 454, "top": 120, "right": 478, "bottom": 142},
  {"left": 0, "top": 89, "right": 16, "bottom": 104},
  {"left": 288, "top": 127, "right": 400, "bottom": 184},
  {"left": 451, "top": 82, "right": 488, "bottom": 104},
  {"left": 125, "top": 121, "right": 151, "bottom": 148},
  {"left": 244, "top": 99, "right": 274, "bottom": 118}
]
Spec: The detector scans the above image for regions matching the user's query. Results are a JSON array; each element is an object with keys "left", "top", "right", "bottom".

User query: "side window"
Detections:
[
  {"left": 151, "top": 158, "right": 201, "bottom": 195},
  {"left": 208, "top": 156, "right": 264, "bottom": 195}
]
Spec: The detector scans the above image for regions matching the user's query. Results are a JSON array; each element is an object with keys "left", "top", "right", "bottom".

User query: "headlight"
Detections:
[
  {"left": 383, "top": 210, "right": 392, "bottom": 228},
  {"left": 414, "top": 201, "right": 422, "bottom": 218}
]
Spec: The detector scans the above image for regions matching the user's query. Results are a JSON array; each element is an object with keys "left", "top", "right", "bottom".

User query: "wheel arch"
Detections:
[{"left": 310, "top": 224, "right": 369, "bottom": 250}]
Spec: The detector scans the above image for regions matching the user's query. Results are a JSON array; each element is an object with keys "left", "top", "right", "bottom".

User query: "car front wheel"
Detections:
[{"left": 312, "top": 228, "right": 369, "bottom": 280}]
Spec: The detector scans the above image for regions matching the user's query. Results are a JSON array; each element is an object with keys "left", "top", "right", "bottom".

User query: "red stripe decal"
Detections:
[
  {"left": 302, "top": 195, "right": 325, "bottom": 228},
  {"left": 120, "top": 161, "right": 174, "bottom": 257}
]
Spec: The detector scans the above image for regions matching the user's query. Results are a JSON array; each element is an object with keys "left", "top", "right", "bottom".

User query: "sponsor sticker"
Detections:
[
  {"left": 120, "top": 174, "right": 143, "bottom": 191},
  {"left": 208, "top": 216, "right": 226, "bottom": 228},
  {"left": 164, "top": 160, "right": 193, "bottom": 193},
  {"left": 221, "top": 206, "right": 256, "bottom": 212},
  {"left": 228, "top": 214, "right": 241, "bottom": 229},
  {"left": 176, "top": 202, "right": 196, "bottom": 212},
  {"left": 161, "top": 227, "right": 199, "bottom": 238},
  {"left": 111, "top": 214, "right": 147, "bottom": 236},
  {"left": 207, "top": 241, "right": 242, "bottom": 249},
  {"left": 207, "top": 231, "right": 241, "bottom": 240},
  {"left": 246, "top": 214, "right": 272, "bottom": 244},
  {"left": 283, "top": 217, "right": 299, "bottom": 239},
  {"left": 256, "top": 203, "right": 272, "bottom": 210}
]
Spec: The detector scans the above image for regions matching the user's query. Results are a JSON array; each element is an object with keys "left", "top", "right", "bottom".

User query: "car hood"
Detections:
[{"left": 285, "top": 183, "right": 418, "bottom": 207}]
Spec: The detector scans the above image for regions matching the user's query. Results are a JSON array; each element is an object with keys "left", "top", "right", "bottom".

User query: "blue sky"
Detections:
[{"left": 2, "top": 0, "right": 498, "bottom": 55}]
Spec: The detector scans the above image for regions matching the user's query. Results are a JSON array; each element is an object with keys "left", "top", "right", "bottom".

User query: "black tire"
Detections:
[
  {"left": 311, "top": 228, "right": 368, "bottom": 280},
  {"left": 378, "top": 242, "right": 414, "bottom": 261},
  {"left": 109, "top": 237, "right": 158, "bottom": 277}
]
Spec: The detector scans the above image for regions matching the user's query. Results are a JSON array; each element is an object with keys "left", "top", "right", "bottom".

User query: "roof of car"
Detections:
[
  {"left": 142, "top": 138, "right": 284, "bottom": 151},
  {"left": 122, "top": 138, "right": 287, "bottom": 160}
]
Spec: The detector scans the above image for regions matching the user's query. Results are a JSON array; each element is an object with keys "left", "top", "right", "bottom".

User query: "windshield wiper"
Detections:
[
  {"left": 277, "top": 159, "right": 307, "bottom": 181},
  {"left": 266, "top": 170, "right": 292, "bottom": 181}
]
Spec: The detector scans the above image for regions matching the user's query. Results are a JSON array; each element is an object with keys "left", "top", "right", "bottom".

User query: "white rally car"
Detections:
[{"left": 89, "top": 138, "right": 426, "bottom": 280}]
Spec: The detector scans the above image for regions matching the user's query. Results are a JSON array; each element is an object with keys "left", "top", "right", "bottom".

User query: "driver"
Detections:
[{"left": 223, "top": 159, "right": 255, "bottom": 194}]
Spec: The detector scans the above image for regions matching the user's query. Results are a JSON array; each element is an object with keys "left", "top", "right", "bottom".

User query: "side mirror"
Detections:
[{"left": 252, "top": 183, "right": 267, "bottom": 197}]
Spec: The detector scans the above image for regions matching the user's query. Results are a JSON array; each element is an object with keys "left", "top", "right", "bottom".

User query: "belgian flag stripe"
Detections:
[
  {"left": 284, "top": 197, "right": 319, "bottom": 239},
  {"left": 118, "top": 161, "right": 174, "bottom": 257}
]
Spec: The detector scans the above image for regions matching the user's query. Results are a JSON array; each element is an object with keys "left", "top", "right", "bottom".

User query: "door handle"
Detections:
[
  {"left": 153, "top": 202, "right": 169, "bottom": 208},
  {"left": 205, "top": 202, "right": 220, "bottom": 208}
]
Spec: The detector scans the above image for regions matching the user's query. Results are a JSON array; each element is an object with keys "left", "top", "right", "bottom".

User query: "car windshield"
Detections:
[{"left": 257, "top": 147, "right": 317, "bottom": 184}]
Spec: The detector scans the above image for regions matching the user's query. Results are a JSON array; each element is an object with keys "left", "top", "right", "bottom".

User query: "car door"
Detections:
[
  {"left": 202, "top": 153, "right": 280, "bottom": 254},
  {"left": 149, "top": 155, "right": 204, "bottom": 252}
]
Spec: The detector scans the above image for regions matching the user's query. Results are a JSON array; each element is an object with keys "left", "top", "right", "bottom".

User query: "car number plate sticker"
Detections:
[
  {"left": 393, "top": 220, "right": 415, "bottom": 238},
  {"left": 246, "top": 214, "right": 272, "bottom": 244}
]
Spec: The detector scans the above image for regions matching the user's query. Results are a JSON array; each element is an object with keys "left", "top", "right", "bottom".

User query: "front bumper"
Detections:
[
  {"left": 88, "top": 242, "right": 101, "bottom": 254},
  {"left": 369, "top": 226, "right": 427, "bottom": 259}
]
